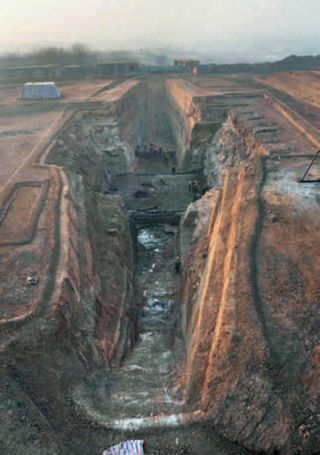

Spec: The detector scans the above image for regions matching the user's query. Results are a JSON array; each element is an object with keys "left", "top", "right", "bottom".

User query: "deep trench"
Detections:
[
  {"left": 85, "top": 79, "right": 253, "bottom": 454},
  {"left": 91, "top": 80, "right": 255, "bottom": 455},
  {"left": 107, "top": 224, "right": 184, "bottom": 419},
  {"left": 106, "top": 79, "right": 200, "bottom": 419},
  {"left": 5, "top": 76, "right": 317, "bottom": 455},
  {"left": 3, "top": 78, "right": 254, "bottom": 455}
]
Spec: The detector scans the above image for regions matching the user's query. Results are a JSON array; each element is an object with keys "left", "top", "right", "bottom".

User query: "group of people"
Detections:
[
  {"left": 188, "top": 179, "right": 210, "bottom": 198},
  {"left": 134, "top": 144, "right": 211, "bottom": 276},
  {"left": 135, "top": 143, "right": 175, "bottom": 165}
]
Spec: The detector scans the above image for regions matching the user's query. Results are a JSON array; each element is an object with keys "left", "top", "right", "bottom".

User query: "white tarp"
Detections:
[{"left": 20, "top": 82, "right": 61, "bottom": 100}]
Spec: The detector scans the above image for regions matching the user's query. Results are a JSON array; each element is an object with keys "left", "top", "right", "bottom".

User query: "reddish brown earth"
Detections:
[
  {"left": 0, "top": 79, "right": 137, "bottom": 325},
  {"left": 0, "top": 74, "right": 319, "bottom": 454},
  {"left": 171, "top": 75, "right": 320, "bottom": 454},
  {"left": 256, "top": 71, "right": 320, "bottom": 132},
  {"left": 257, "top": 71, "right": 320, "bottom": 110}
]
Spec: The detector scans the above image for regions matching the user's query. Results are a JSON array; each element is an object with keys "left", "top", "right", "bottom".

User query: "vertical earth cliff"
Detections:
[
  {"left": 0, "top": 83, "right": 147, "bottom": 454},
  {"left": 180, "top": 110, "right": 320, "bottom": 454}
]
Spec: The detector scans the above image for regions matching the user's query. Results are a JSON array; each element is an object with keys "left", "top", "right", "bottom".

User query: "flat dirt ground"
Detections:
[
  {"left": 0, "top": 77, "right": 134, "bottom": 325},
  {"left": 58, "top": 79, "right": 112, "bottom": 99},
  {"left": 258, "top": 71, "right": 320, "bottom": 109},
  {"left": 0, "top": 79, "right": 112, "bottom": 106},
  {"left": 0, "top": 78, "right": 126, "bottom": 193},
  {"left": 181, "top": 74, "right": 261, "bottom": 97},
  {"left": 256, "top": 71, "right": 320, "bottom": 130},
  {"left": 0, "top": 108, "right": 62, "bottom": 190},
  {"left": 186, "top": 75, "right": 258, "bottom": 92}
]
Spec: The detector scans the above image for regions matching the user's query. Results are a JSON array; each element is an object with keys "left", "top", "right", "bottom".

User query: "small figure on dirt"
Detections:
[
  {"left": 27, "top": 276, "right": 39, "bottom": 286},
  {"left": 175, "top": 256, "right": 181, "bottom": 274},
  {"left": 171, "top": 164, "right": 176, "bottom": 174},
  {"left": 135, "top": 145, "right": 140, "bottom": 157}
]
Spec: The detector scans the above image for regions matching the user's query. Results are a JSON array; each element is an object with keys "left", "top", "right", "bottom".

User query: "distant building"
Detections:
[
  {"left": 174, "top": 59, "right": 200, "bottom": 71},
  {"left": 0, "top": 61, "right": 139, "bottom": 82},
  {"left": 192, "top": 64, "right": 217, "bottom": 75},
  {"left": 139, "top": 65, "right": 183, "bottom": 74},
  {"left": 62, "top": 65, "right": 85, "bottom": 78},
  {"left": 0, "top": 65, "right": 63, "bottom": 81},
  {"left": 0, "top": 64, "right": 87, "bottom": 81},
  {"left": 20, "top": 82, "right": 61, "bottom": 100},
  {"left": 96, "top": 61, "right": 139, "bottom": 77}
]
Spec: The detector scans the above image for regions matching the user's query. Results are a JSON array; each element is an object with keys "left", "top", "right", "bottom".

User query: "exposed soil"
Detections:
[
  {"left": 1, "top": 74, "right": 319, "bottom": 454},
  {"left": 257, "top": 71, "right": 320, "bottom": 130},
  {"left": 70, "top": 79, "right": 253, "bottom": 454}
]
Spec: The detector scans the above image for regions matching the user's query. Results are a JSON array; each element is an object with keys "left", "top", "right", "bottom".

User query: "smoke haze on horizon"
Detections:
[{"left": 1, "top": 0, "right": 320, "bottom": 62}]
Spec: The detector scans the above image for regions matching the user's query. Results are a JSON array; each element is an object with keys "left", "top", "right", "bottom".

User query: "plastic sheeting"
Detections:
[
  {"left": 20, "top": 82, "right": 61, "bottom": 100},
  {"left": 102, "top": 440, "right": 144, "bottom": 455}
]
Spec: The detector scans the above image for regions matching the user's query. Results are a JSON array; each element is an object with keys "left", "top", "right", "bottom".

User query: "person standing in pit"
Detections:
[{"left": 175, "top": 256, "right": 181, "bottom": 274}]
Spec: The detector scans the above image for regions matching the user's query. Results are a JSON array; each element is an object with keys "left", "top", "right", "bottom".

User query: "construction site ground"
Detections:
[{"left": 0, "top": 72, "right": 319, "bottom": 454}]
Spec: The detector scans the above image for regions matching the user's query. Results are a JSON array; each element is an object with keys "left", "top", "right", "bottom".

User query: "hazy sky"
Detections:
[{"left": 1, "top": 0, "right": 320, "bottom": 59}]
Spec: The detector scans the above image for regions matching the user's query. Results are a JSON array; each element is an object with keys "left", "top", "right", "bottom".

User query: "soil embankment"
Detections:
[
  {"left": 180, "top": 105, "right": 320, "bottom": 454},
  {"left": 0, "top": 81, "right": 146, "bottom": 454}
]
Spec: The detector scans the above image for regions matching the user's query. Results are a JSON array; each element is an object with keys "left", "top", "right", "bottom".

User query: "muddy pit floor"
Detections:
[{"left": 106, "top": 225, "right": 184, "bottom": 419}]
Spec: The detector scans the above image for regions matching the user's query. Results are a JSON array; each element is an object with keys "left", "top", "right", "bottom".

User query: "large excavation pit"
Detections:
[{"left": 0, "top": 75, "right": 319, "bottom": 455}]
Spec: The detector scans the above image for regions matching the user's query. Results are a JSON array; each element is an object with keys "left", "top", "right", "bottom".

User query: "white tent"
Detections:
[{"left": 20, "top": 82, "right": 61, "bottom": 100}]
